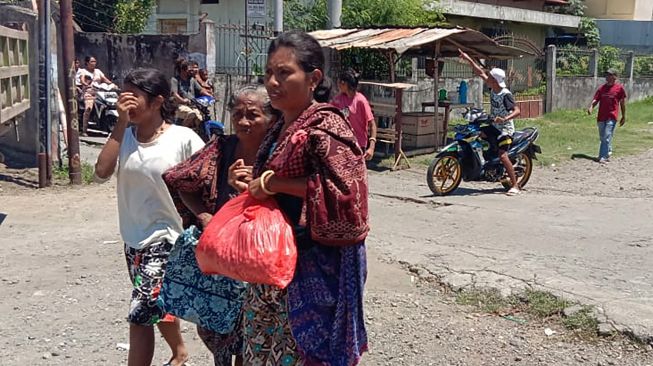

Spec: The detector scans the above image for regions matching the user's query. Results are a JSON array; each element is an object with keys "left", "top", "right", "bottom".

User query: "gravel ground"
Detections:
[{"left": 2, "top": 149, "right": 653, "bottom": 365}]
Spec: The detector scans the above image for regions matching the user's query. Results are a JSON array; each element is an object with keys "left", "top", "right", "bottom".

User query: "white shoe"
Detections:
[{"left": 506, "top": 187, "right": 521, "bottom": 196}]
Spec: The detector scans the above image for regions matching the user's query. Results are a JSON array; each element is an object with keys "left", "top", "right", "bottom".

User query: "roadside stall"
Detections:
[{"left": 309, "top": 27, "right": 532, "bottom": 170}]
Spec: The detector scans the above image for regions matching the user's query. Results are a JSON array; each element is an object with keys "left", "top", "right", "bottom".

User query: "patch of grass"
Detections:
[
  {"left": 53, "top": 162, "right": 95, "bottom": 184},
  {"left": 523, "top": 289, "right": 571, "bottom": 318},
  {"left": 456, "top": 288, "right": 517, "bottom": 314},
  {"left": 516, "top": 99, "right": 653, "bottom": 166},
  {"left": 562, "top": 306, "right": 599, "bottom": 336},
  {"left": 457, "top": 287, "right": 600, "bottom": 337}
]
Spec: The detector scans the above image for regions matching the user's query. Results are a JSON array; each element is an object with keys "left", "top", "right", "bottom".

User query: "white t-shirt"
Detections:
[
  {"left": 75, "top": 68, "right": 106, "bottom": 86},
  {"left": 110, "top": 125, "right": 205, "bottom": 249}
]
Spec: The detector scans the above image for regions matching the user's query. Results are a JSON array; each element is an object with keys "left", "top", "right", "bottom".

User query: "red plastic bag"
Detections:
[{"left": 196, "top": 191, "right": 297, "bottom": 289}]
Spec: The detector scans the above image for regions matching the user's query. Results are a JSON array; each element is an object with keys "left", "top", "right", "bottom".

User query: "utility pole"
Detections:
[
  {"left": 60, "top": 0, "right": 82, "bottom": 184},
  {"left": 273, "top": 0, "right": 283, "bottom": 35},
  {"left": 38, "top": 0, "right": 51, "bottom": 187},
  {"left": 327, "top": 0, "right": 342, "bottom": 29}
]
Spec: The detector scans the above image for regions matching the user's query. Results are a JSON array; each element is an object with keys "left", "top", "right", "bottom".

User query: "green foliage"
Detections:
[
  {"left": 597, "top": 46, "right": 624, "bottom": 75},
  {"left": 283, "top": 0, "right": 328, "bottom": 31},
  {"left": 114, "top": 0, "right": 155, "bottom": 34},
  {"left": 515, "top": 84, "right": 546, "bottom": 97},
  {"left": 562, "top": 306, "right": 599, "bottom": 336},
  {"left": 284, "top": 0, "right": 444, "bottom": 31},
  {"left": 53, "top": 162, "right": 96, "bottom": 185},
  {"left": 556, "top": 45, "right": 627, "bottom": 77},
  {"left": 634, "top": 56, "right": 653, "bottom": 77},
  {"left": 556, "top": 45, "right": 591, "bottom": 76},
  {"left": 579, "top": 17, "right": 600, "bottom": 48},
  {"left": 341, "top": 0, "right": 443, "bottom": 28},
  {"left": 72, "top": 0, "right": 154, "bottom": 33},
  {"left": 548, "top": 0, "right": 586, "bottom": 16},
  {"left": 523, "top": 289, "right": 570, "bottom": 318},
  {"left": 72, "top": 0, "right": 118, "bottom": 32},
  {"left": 283, "top": 0, "right": 444, "bottom": 80},
  {"left": 547, "top": 1, "right": 600, "bottom": 47}
]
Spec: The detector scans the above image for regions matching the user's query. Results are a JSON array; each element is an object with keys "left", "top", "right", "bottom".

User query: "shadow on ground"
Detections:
[
  {"left": 0, "top": 173, "right": 38, "bottom": 189},
  {"left": 571, "top": 153, "right": 598, "bottom": 162},
  {"left": 422, "top": 186, "right": 507, "bottom": 198}
]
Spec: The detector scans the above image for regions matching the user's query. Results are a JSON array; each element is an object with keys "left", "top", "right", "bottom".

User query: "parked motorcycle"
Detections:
[
  {"left": 78, "top": 82, "right": 119, "bottom": 133},
  {"left": 187, "top": 96, "right": 224, "bottom": 142},
  {"left": 426, "top": 107, "right": 542, "bottom": 196}
]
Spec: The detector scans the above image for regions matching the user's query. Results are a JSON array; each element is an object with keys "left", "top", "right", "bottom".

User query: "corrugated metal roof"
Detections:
[{"left": 309, "top": 27, "right": 534, "bottom": 59}]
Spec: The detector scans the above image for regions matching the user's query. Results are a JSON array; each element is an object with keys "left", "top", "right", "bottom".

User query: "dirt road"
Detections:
[{"left": 1, "top": 147, "right": 653, "bottom": 365}]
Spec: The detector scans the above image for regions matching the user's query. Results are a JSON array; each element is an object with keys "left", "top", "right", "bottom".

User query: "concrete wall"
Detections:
[
  {"left": 440, "top": 0, "right": 581, "bottom": 28},
  {"left": 0, "top": 5, "right": 39, "bottom": 165},
  {"left": 586, "top": 0, "right": 653, "bottom": 20},
  {"left": 552, "top": 77, "right": 653, "bottom": 111},
  {"left": 596, "top": 20, "right": 653, "bottom": 53},
  {"left": 75, "top": 22, "right": 214, "bottom": 85}
]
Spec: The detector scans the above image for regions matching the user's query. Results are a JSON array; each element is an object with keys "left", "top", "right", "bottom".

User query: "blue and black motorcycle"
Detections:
[
  {"left": 189, "top": 95, "right": 224, "bottom": 142},
  {"left": 426, "top": 108, "right": 541, "bottom": 196}
]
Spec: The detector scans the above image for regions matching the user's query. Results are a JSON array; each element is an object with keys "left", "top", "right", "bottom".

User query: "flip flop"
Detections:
[{"left": 506, "top": 187, "right": 521, "bottom": 196}]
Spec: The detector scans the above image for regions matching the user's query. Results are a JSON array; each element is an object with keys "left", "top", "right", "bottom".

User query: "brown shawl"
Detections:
[{"left": 254, "top": 103, "right": 369, "bottom": 246}]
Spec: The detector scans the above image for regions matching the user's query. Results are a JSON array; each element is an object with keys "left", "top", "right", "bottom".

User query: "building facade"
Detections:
[
  {"left": 439, "top": 0, "right": 581, "bottom": 91},
  {"left": 585, "top": 0, "right": 653, "bottom": 20}
]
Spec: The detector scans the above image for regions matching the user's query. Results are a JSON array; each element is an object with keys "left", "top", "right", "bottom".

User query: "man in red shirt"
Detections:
[{"left": 588, "top": 69, "right": 627, "bottom": 163}]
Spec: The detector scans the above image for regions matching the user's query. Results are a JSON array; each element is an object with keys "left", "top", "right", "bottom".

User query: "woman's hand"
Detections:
[
  {"left": 364, "top": 140, "right": 376, "bottom": 161},
  {"left": 228, "top": 159, "right": 253, "bottom": 193},
  {"left": 248, "top": 177, "right": 270, "bottom": 200},
  {"left": 117, "top": 92, "right": 138, "bottom": 123},
  {"left": 197, "top": 213, "right": 213, "bottom": 229},
  {"left": 494, "top": 116, "right": 506, "bottom": 124}
]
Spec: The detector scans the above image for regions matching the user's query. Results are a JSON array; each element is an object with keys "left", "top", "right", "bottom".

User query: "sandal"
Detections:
[{"left": 506, "top": 187, "right": 521, "bottom": 196}]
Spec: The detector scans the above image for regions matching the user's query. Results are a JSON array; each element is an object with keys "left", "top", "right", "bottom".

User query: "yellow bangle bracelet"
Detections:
[{"left": 260, "top": 170, "right": 277, "bottom": 196}]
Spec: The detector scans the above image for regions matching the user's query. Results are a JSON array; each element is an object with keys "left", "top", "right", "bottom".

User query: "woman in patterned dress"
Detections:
[
  {"left": 234, "top": 31, "right": 370, "bottom": 366},
  {"left": 163, "top": 84, "right": 278, "bottom": 365}
]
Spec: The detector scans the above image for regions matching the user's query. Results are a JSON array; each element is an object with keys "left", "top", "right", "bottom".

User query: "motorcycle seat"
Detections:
[{"left": 512, "top": 129, "right": 533, "bottom": 143}]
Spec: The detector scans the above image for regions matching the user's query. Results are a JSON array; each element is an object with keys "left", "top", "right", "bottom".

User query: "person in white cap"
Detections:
[{"left": 459, "top": 49, "right": 522, "bottom": 196}]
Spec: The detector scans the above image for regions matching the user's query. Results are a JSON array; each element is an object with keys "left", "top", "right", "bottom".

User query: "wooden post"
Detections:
[
  {"left": 387, "top": 51, "right": 396, "bottom": 83},
  {"left": 395, "top": 88, "right": 403, "bottom": 166},
  {"left": 433, "top": 41, "right": 441, "bottom": 149},
  {"left": 61, "top": 0, "right": 81, "bottom": 184}
]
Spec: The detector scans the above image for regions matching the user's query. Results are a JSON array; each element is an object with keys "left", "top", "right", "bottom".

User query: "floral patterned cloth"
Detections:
[
  {"left": 159, "top": 226, "right": 247, "bottom": 334},
  {"left": 244, "top": 103, "right": 369, "bottom": 366},
  {"left": 124, "top": 240, "right": 177, "bottom": 326},
  {"left": 162, "top": 135, "right": 246, "bottom": 364}
]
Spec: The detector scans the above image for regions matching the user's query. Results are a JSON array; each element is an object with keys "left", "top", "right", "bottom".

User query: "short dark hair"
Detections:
[
  {"left": 175, "top": 58, "right": 189, "bottom": 74},
  {"left": 123, "top": 68, "right": 175, "bottom": 122},
  {"left": 338, "top": 68, "right": 360, "bottom": 90},
  {"left": 84, "top": 56, "right": 94, "bottom": 64}
]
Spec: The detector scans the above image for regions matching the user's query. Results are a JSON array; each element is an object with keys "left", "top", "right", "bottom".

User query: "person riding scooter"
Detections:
[
  {"left": 171, "top": 59, "right": 212, "bottom": 130},
  {"left": 458, "top": 49, "right": 522, "bottom": 196},
  {"left": 76, "top": 56, "right": 115, "bottom": 136}
]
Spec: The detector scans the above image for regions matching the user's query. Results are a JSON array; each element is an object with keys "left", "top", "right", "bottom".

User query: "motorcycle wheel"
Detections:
[
  {"left": 501, "top": 151, "right": 533, "bottom": 189},
  {"left": 427, "top": 154, "right": 462, "bottom": 196}
]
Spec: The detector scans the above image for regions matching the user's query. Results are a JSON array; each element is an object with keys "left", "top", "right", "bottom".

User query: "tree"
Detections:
[
  {"left": 72, "top": 0, "right": 118, "bottom": 32},
  {"left": 113, "top": 0, "right": 155, "bottom": 34},
  {"left": 283, "top": 0, "right": 445, "bottom": 79},
  {"left": 547, "top": 0, "right": 600, "bottom": 47},
  {"left": 72, "top": 0, "right": 154, "bottom": 34},
  {"left": 284, "top": 0, "right": 444, "bottom": 31}
]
